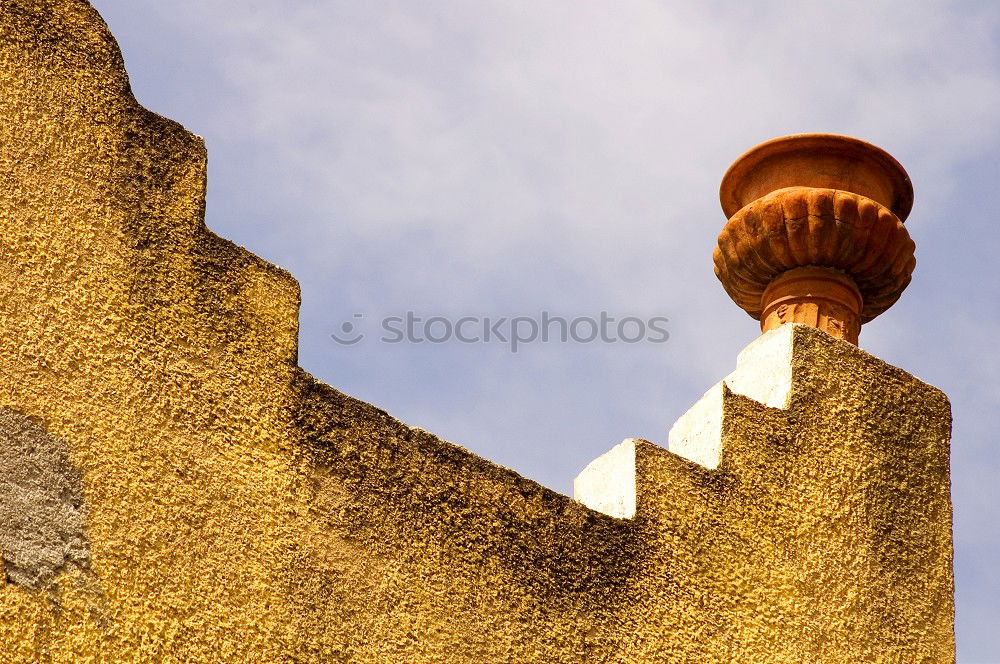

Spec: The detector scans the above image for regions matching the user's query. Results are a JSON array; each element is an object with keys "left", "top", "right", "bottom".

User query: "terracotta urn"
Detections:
[{"left": 713, "top": 133, "right": 916, "bottom": 344}]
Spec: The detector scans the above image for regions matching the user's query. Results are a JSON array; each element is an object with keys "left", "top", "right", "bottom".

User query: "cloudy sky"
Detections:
[{"left": 93, "top": 1, "right": 999, "bottom": 658}]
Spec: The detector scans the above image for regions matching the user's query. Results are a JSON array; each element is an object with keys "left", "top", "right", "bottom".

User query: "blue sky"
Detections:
[{"left": 92, "top": 1, "right": 1000, "bottom": 659}]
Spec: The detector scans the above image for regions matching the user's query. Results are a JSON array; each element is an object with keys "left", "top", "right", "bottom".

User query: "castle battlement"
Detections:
[{"left": 0, "top": 3, "right": 954, "bottom": 662}]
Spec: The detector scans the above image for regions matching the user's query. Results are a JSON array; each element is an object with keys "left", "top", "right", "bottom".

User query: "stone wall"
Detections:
[{"left": 0, "top": 2, "right": 954, "bottom": 661}]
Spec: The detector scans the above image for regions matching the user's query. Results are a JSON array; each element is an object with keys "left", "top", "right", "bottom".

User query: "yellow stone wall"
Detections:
[{"left": 0, "top": 2, "right": 954, "bottom": 662}]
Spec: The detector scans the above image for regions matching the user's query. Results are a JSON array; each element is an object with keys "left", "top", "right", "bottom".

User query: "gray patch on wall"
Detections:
[{"left": 0, "top": 407, "right": 90, "bottom": 588}]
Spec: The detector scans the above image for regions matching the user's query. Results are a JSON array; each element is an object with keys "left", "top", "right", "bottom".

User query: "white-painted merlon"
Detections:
[
  {"left": 574, "top": 325, "right": 799, "bottom": 518},
  {"left": 667, "top": 324, "right": 796, "bottom": 469},
  {"left": 573, "top": 438, "right": 639, "bottom": 519}
]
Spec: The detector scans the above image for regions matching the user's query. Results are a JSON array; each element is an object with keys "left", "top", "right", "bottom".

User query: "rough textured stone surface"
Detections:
[
  {"left": 0, "top": 407, "right": 90, "bottom": 588},
  {"left": 0, "top": 2, "right": 954, "bottom": 662}
]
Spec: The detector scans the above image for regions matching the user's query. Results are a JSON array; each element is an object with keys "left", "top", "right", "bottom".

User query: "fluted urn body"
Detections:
[{"left": 714, "top": 133, "right": 916, "bottom": 344}]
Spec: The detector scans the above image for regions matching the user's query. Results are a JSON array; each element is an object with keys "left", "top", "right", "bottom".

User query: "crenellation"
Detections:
[{"left": 0, "top": 2, "right": 956, "bottom": 662}]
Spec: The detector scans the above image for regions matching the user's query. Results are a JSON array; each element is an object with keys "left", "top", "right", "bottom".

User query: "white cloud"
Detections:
[{"left": 129, "top": 1, "right": 999, "bottom": 299}]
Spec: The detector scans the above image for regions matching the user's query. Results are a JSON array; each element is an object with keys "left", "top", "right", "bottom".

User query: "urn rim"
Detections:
[{"left": 719, "top": 133, "right": 913, "bottom": 221}]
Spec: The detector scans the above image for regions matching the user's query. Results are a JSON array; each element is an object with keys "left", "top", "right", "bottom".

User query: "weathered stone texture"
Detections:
[
  {"left": 0, "top": 2, "right": 954, "bottom": 662},
  {"left": 0, "top": 408, "right": 90, "bottom": 588}
]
